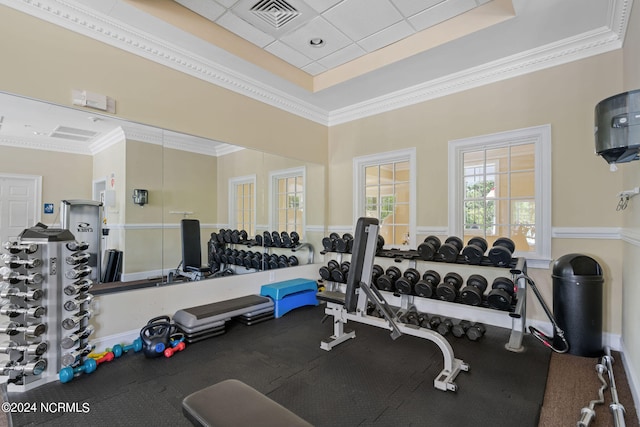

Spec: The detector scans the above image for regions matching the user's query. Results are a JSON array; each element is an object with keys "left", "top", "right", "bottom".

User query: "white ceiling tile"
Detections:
[
  {"left": 408, "top": 0, "right": 477, "bottom": 31},
  {"left": 317, "top": 43, "right": 366, "bottom": 68},
  {"left": 358, "top": 20, "right": 414, "bottom": 53},
  {"left": 280, "top": 16, "right": 352, "bottom": 60},
  {"left": 305, "top": 0, "right": 345, "bottom": 14},
  {"left": 215, "top": 0, "right": 239, "bottom": 8},
  {"left": 301, "top": 62, "right": 327, "bottom": 76},
  {"left": 175, "top": 0, "right": 226, "bottom": 21},
  {"left": 265, "top": 40, "right": 314, "bottom": 67},
  {"left": 216, "top": 11, "right": 276, "bottom": 47},
  {"left": 322, "top": 0, "right": 404, "bottom": 41},
  {"left": 390, "top": 0, "right": 445, "bottom": 17}
]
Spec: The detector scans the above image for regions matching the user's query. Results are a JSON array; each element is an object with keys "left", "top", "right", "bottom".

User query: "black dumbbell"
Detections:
[
  {"left": 437, "top": 236, "right": 463, "bottom": 262},
  {"left": 280, "top": 232, "right": 293, "bottom": 248},
  {"left": 223, "top": 229, "right": 233, "bottom": 243},
  {"left": 436, "top": 272, "right": 463, "bottom": 302},
  {"left": 331, "top": 261, "right": 351, "bottom": 283},
  {"left": 451, "top": 320, "right": 472, "bottom": 338},
  {"left": 428, "top": 316, "right": 442, "bottom": 330},
  {"left": 466, "top": 323, "right": 487, "bottom": 341},
  {"left": 460, "top": 274, "right": 489, "bottom": 306},
  {"left": 217, "top": 229, "right": 226, "bottom": 243},
  {"left": 394, "top": 268, "right": 420, "bottom": 295},
  {"left": 288, "top": 255, "right": 299, "bottom": 266},
  {"left": 319, "top": 260, "right": 340, "bottom": 281},
  {"left": 462, "top": 237, "right": 488, "bottom": 265},
  {"left": 376, "top": 266, "right": 401, "bottom": 291},
  {"left": 254, "top": 234, "right": 263, "bottom": 247},
  {"left": 277, "top": 255, "right": 290, "bottom": 268},
  {"left": 414, "top": 270, "right": 441, "bottom": 298},
  {"left": 437, "top": 318, "right": 454, "bottom": 336},
  {"left": 487, "top": 277, "right": 516, "bottom": 310},
  {"left": 290, "top": 231, "right": 300, "bottom": 246},
  {"left": 404, "top": 308, "right": 420, "bottom": 326},
  {"left": 371, "top": 264, "right": 384, "bottom": 283},
  {"left": 230, "top": 230, "right": 240, "bottom": 244},
  {"left": 417, "top": 312, "right": 430, "bottom": 328},
  {"left": 335, "top": 233, "right": 353, "bottom": 253},
  {"left": 262, "top": 231, "right": 273, "bottom": 248},
  {"left": 488, "top": 237, "right": 516, "bottom": 267},
  {"left": 376, "top": 235, "right": 385, "bottom": 252},
  {"left": 417, "top": 236, "right": 441, "bottom": 261},
  {"left": 271, "top": 231, "right": 282, "bottom": 248}
]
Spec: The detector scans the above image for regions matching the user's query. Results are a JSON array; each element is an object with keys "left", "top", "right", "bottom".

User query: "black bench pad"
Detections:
[
  {"left": 316, "top": 290, "right": 346, "bottom": 305},
  {"left": 182, "top": 379, "right": 312, "bottom": 427}
]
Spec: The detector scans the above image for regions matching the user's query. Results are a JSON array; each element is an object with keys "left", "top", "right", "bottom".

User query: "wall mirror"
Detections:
[{"left": 0, "top": 92, "right": 325, "bottom": 289}]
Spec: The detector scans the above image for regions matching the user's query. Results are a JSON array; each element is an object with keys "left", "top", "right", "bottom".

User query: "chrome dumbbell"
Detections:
[
  {"left": 65, "top": 265, "right": 92, "bottom": 280},
  {"left": 0, "top": 341, "right": 48, "bottom": 356},
  {"left": 65, "top": 252, "right": 91, "bottom": 265},
  {"left": 0, "top": 304, "right": 45, "bottom": 318},
  {"left": 0, "top": 266, "right": 43, "bottom": 285},
  {"left": 63, "top": 293, "right": 93, "bottom": 312},
  {"left": 0, "top": 287, "right": 43, "bottom": 301},
  {"left": 61, "top": 325, "right": 94, "bottom": 349},
  {"left": 1, "top": 254, "right": 42, "bottom": 269},
  {"left": 0, "top": 321, "right": 46, "bottom": 338},
  {"left": 61, "top": 343, "right": 95, "bottom": 367},
  {"left": 1, "top": 359, "right": 47, "bottom": 376},
  {"left": 63, "top": 279, "right": 93, "bottom": 296},
  {"left": 2, "top": 241, "right": 38, "bottom": 254},
  {"left": 62, "top": 310, "right": 93, "bottom": 330},
  {"left": 66, "top": 241, "right": 89, "bottom": 252}
]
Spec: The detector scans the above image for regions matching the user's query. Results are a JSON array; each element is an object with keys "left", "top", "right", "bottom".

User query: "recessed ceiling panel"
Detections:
[
  {"left": 409, "top": 0, "right": 477, "bottom": 32},
  {"left": 265, "top": 40, "right": 314, "bottom": 67},
  {"left": 217, "top": 10, "right": 276, "bottom": 47},
  {"left": 322, "top": 0, "right": 403, "bottom": 41},
  {"left": 175, "top": 0, "right": 226, "bottom": 22},
  {"left": 390, "top": 0, "right": 446, "bottom": 17},
  {"left": 358, "top": 20, "right": 414, "bottom": 53},
  {"left": 318, "top": 43, "right": 366, "bottom": 68},
  {"left": 280, "top": 16, "right": 351, "bottom": 60},
  {"left": 305, "top": 0, "right": 344, "bottom": 14}
]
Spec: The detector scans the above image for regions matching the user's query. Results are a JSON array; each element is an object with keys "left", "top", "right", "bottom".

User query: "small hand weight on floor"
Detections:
[
  {"left": 451, "top": 320, "right": 472, "bottom": 338},
  {"left": 418, "top": 236, "right": 441, "bottom": 261},
  {"left": 487, "top": 277, "right": 516, "bottom": 310},
  {"left": 414, "top": 270, "right": 441, "bottom": 298},
  {"left": 394, "top": 268, "right": 420, "bottom": 295},
  {"left": 437, "top": 236, "right": 463, "bottom": 263},
  {"left": 461, "top": 237, "right": 488, "bottom": 265},
  {"left": 460, "top": 274, "right": 489, "bottom": 306},
  {"left": 436, "top": 272, "right": 463, "bottom": 302},
  {"left": 466, "top": 323, "right": 487, "bottom": 341},
  {"left": 488, "top": 237, "right": 516, "bottom": 267},
  {"left": 437, "top": 318, "right": 454, "bottom": 336}
]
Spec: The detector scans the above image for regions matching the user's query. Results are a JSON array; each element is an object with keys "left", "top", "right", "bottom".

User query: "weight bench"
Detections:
[
  {"left": 182, "top": 379, "right": 312, "bottom": 427},
  {"left": 316, "top": 217, "right": 469, "bottom": 392},
  {"left": 169, "top": 219, "right": 212, "bottom": 283},
  {"left": 174, "top": 295, "right": 274, "bottom": 343}
]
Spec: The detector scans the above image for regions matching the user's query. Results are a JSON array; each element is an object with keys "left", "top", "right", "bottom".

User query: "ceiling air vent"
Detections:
[
  {"left": 250, "top": 0, "right": 300, "bottom": 29},
  {"left": 49, "top": 125, "right": 98, "bottom": 142}
]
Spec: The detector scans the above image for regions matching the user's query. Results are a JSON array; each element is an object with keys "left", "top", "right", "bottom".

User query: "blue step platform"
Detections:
[{"left": 260, "top": 278, "right": 318, "bottom": 318}]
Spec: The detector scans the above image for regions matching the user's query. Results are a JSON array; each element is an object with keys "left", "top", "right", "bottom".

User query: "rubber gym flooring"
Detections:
[{"left": 6, "top": 304, "right": 551, "bottom": 426}]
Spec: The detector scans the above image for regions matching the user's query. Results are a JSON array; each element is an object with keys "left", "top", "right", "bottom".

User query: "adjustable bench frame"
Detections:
[{"left": 317, "top": 218, "right": 469, "bottom": 392}]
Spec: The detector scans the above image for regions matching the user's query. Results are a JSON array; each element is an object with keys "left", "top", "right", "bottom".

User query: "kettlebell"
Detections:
[{"left": 140, "top": 315, "right": 175, "bottom": 358}]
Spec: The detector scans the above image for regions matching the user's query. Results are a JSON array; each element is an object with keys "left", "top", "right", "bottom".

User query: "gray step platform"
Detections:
[{"left": 174, "top": 294, "right": 274, "bottom": 328}]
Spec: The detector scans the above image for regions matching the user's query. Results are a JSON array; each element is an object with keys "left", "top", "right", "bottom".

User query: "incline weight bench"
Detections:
[
  {"left": 316, "top": 217, "right": 469, "bottom": 392},
  {"left": 169, "top": 219, "right": 212, "bottom": 282}
]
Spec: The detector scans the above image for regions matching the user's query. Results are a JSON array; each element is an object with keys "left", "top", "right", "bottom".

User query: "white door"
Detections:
[{"left": 0, "top": 174, "right": 41, "bottom": 244}]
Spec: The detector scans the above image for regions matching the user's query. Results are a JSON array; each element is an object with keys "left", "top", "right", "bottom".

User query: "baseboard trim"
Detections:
[{"left": 620, "top": 338, "right": 640, "bottom": 425}]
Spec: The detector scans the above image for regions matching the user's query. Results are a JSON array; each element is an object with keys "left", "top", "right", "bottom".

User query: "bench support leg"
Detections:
[{"left": 320, "top": 302, "right": 356, "bottom": 351}]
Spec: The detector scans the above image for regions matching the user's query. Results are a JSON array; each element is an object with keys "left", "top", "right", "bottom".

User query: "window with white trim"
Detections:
[
  {"left": 448, "top": 125, "right": 551, "bottom": 264},
  {"left": 270, "top": 167, "right": 305, "bottom": 237},
  {"left": 229, "top": 175, "right": 256, "bottom": 236},
  {"left": 354, "top": 148, "right": 416, "bottom": 247}
]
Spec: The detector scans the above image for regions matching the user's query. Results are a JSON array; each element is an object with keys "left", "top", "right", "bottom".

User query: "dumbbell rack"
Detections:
[
  {"left": 0, "top": 226, "right": 95, "bottom": 391},
  {"left": 320, "top": 251, "right": 527, "bottom": 352}
]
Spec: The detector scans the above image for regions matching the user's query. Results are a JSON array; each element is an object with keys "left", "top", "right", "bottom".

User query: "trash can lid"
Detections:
[{"left": 553, "top": 253, "right": 602, "bottom": 276}]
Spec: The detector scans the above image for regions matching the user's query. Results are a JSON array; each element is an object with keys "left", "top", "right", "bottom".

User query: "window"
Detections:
[
  {"left": 270, "top": 167, "right": 305, "bottom": 237},
  {"left": 229, "top": 175, "right": 256, "bottom": 236},
  {"left": 448, "top": 125, "right": 551, "bottom": 266},
  {"left": 354, "top": 148, "right": 416, "bottom": 247}
]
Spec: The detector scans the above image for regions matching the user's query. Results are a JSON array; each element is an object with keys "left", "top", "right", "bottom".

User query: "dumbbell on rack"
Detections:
[
  {"left": 451, "top": 320, "right": 487, "bottom": 341},
  {"left": 488, "top": 237, "right": 516, "bottom": 267},
  {"left": 330, "top": 261, "right": 351, "bottom": 283},
  {"left": 461, "top": 237, "right": 488, "bottom": 265},
  {"left": 376, "top": 266, "right": 401, "bottom": 292},
  {"left": 487, "top": 277, "right": 516, "bottom": 311},
  {"left": 437, "top": 236, "right": 463, "bottom": 263},
  {"left": 394, "top": 268, "right": 420, "bottom": 295},
  {"left": 460, "top": 274, "right": 488, "bottom": 306},
  {"left": 414, "top": 270, "right": 441, "bottom": 298},
  {"left": 417, "top": 236, "right": 441, "bottom": 261},
  {"left": 436, "top": 272, "right": 463, "bottom": 302}
]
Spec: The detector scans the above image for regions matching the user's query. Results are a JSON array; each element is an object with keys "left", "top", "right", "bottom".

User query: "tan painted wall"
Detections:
[
  {"left": 328, "top": 52, "right": 626, "bottom": 333},
  {"left": 621, "top": 0, "right": 640, "bottom": 397},
  {"left": 0, "top": 146, "right": 93, "bottom": 224},
  {"left": 0, "top": 5, "right": 328, "bottom": 165}
]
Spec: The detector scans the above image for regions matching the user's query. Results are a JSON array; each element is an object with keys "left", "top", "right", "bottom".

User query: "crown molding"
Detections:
[
  {"left": 88, "top": 127, "right": 125, "bottom": 155},
  {"left": 1, "top": 0, "right": 632, "bottom": 127},
  {"left": 0, "top": 134, "right": 93, "bottom": 155}
]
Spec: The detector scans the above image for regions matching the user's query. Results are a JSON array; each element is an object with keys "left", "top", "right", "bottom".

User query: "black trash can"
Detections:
[{"left": 552, "top": 254, "right": 604, "bottom": 357}]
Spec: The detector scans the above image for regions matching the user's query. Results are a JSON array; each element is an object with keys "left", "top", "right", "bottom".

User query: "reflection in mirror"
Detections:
[{"left": 0, "top": 92, "right": 325, "bottom": 290}]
